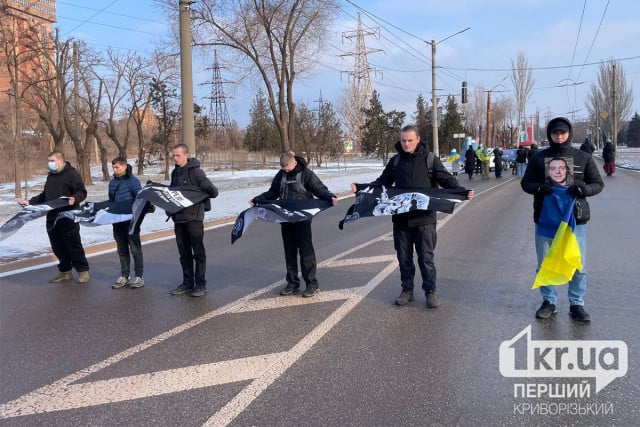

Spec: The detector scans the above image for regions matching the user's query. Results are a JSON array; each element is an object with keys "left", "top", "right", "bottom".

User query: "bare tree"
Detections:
[
  {"left": 0, "top": 12, "right": 37, "bottom": 196},
  {"left": 510, "top": 52, "right": 534, "bottom": 147},
  {"left": 20, "top": 28, "right": 72, "bottom": 154},
  {"left": 586, "top": 60, "right": 633, "bottom": 143},
  {"left": 464, "top": 84, "right": 485, "bottom": 142},
  {"left": 490, "top": 96, "right": 516, "bottom": 147},
  {"left": 99, "top": 49, "right": 140, "bottom": 159},
  {"left": 128, "top": 51, "right": 178, "bottom": 176},
  {"left": 189, "top": 0, "right": 340, "bottom": 152},
  {"left": 76, "top": 46, "right": 108, "bottom": 181}
]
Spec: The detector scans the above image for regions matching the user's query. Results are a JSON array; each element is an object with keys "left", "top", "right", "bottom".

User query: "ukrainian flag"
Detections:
[
  {"left": 532, "top": 187, "right": 583, "bottom": 289},
  {"left": 448, "top": 153, "right": 460, "bottom": 163}
]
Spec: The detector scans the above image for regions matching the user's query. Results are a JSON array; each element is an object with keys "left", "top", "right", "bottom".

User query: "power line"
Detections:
[
  {"left": 440, "top": 55, "right": 640, "bottom": 72},
  {"left": 566, "top": 0, "right": 587, "bottom": 82},
  {"left": 56, "top": 0, "right": 165, "bottom": 25},
  {"left": 57, "top": 15, "right": 166, "bottom": 38},
  {"left": 63, "top": 0, "right": 119, "bottom": 36},
  {"left": 575, "top": 0, "right": 611, "bottom": 82}
]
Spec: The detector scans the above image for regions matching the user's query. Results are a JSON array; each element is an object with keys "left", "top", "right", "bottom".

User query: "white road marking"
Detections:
[
  {"left": 0, "top": 354, "right": 285, "bottom": 416},
  {"left": 230, "top": 287, "right": 364, "bottom": 313},
  {"left": 204, "top": 261, "right": 399, "bottom": 426},
  {"left": 324, "top": 254, "right": 396, "bottom": 267},
  {"left": 0, "top": 234, "right": 393, "bottom": 420},
  {"left": 1, "top": 197, "right": 473, "bottom": 423}
]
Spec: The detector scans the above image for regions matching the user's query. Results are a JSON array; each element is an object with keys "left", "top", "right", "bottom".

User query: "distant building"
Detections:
[{"left": 0, "top": 0, "right": 57, "bottom": 96}]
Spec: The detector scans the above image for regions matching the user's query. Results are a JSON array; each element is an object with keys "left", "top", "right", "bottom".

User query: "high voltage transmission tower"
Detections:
[
  {"left": 207, "top": 50, "right": 231, "bottom": 130},
  {"left": 341, "top": 12, "right": 381, "bottom": 153},
  {"left": 204, "top": 50, "right": 235, "bottom": 170}
]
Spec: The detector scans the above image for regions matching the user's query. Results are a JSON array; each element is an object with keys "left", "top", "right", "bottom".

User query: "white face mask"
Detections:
[{"left": 47, "top": 161, "right": 58, "bottom": 172}]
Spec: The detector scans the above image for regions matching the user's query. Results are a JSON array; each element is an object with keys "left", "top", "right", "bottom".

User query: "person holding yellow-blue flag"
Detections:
[
  {"left": 448, "top": 148, "right": 460, "bottom": 176},
  {"left": 521, "top": 117, "right": 603, "bottom": 322},
  {"left": 476, "top": 145, "right": 491, "bottom": 180}
]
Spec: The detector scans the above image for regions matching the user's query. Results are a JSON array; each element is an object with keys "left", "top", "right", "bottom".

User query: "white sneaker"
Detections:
[
  {"left": 112, "top": 276, "right": 129, "bottom": 289},
  {"left": 129, "top": 277, "right": 145, "bottom": 288}
]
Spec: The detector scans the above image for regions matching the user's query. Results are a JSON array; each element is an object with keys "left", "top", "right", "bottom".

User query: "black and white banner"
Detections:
[
  {"left": 0, "top": 198, "right": 71, "bottom": 242},
  {"left": 129, "top": 183, "right": 211, "bottom": 234},
  {"left": 339, "top": 185, "right": 469, "bottom": 229},
  {"left": 231, "top": 199, "right": 332, "bottom": 244},
  {"left": 58, "top": 201, "right": 133, "bottom": 227}
]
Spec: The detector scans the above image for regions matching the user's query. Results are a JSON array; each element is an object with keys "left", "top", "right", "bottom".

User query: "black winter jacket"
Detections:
[
  {"left": 370, "top": 141, "right": 465, "bottom": 226},
  {"left": 253, "top": 156, "right": 335, "bottom": 204},
  {"left": 580, "top": 140, "right": 595, "bottom": 155},
  {"left": 464, "top": 148, "right": 476, "bottom": 173},
  {"left": 602, "top": 142, "right": 615, "bottom": 162},
  {"left": 170, "top": 158, "right": 218, "bottom": 223},
  {"left": 521, "top": 117, "right": 604, "bottom": 225},
  {"left": 30, "top": 161, "right": 87, "bottom": 222}
]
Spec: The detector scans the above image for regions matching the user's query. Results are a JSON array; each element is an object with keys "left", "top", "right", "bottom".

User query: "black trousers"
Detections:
[
  {"left": 113, "top": 221, "right": 143, "bottom": 278},
  {"left": 280, "top": 221, "right": 318, "bottom": 287},
  {"left": 47, "top": 217, "right": 89, "bottom": 273},
  {"left": 393, "top": 222, "right": 437, "bottom": 293},
  {"left": 174, "top": 221, "right": 206, "bottom": 288}
]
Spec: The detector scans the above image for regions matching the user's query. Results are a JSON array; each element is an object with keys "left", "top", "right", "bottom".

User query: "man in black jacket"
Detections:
[
  {"left": 20, "top": 151, "right": 90, "bottom": 284},
  {"left": 521, "top": 117, "right": 604, "bottom": 322},
  {"left": 251, "top": 151, "right": 337, "bottom": 297},
  {"left": 352, "top": 125, "right": 474, "bottom": 308},
  {"left": 169, "top": 144, "right": 219, "bottom": 297}
]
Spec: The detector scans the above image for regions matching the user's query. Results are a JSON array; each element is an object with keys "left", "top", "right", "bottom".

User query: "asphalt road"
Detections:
[{"left": 1, "top": 166, "right": 639, "bottom": 426}]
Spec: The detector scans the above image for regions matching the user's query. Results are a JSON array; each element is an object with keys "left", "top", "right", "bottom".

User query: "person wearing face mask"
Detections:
[{"left": 19, "top": 151, "right": 90, "bottom": 284}]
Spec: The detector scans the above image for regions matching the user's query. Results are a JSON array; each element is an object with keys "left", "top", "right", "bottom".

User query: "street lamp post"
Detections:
[{"left": 427, "top": 27, "right": 470, "bottom": 157}]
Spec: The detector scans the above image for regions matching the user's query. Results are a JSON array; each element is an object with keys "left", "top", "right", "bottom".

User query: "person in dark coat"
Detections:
[
  {"left": 521, "top": 117, "right": 604, "bottom": 322},
  {"left": 251, "top": 151, "right": 337, "bottom": 298},
  {"left": 19, "top": 151, "right": 90, "bottom": 284},
  {"left": 515, "top": 146, "right": 528, "bottom": 177},
  {"left": 602, "top": 139, "right": 616, "bottom": 176},
  {"left": 493, "top": 146, "right": 504, "bottom": 178},
  {"left": 580, "top": 138, "right": 595, "bottom": 155},
  {"left": 464, "top": 146, "right": 476, "bottom": 180},
  {"left": 351, "top": 125, "right": 474, "bottom": 309},
  {"left": 169, "top": 144, "right": 219, "bottom": 298}
]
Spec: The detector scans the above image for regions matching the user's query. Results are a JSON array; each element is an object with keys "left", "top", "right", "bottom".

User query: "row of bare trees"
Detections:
[{"left": 0, "top": 14, "right": 182, "bottom": 197}]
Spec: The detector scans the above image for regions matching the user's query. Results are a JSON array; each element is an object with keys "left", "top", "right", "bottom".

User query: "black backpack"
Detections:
[{"left": 187, "top": 167, "right": 212, "bottom": 211}]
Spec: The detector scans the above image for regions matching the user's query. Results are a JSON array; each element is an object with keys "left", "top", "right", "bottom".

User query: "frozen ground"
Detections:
[{"left": 1, "top": 148, "right": 638, "bottom": 263}]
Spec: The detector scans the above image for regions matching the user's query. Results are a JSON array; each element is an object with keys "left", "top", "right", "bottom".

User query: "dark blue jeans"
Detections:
[
  {"left": 393, "top": 222, "right": 437, "bottom": 293},
  {"left": 280, "top": 221, "right": 318, "bottom": 287},
  {"left": 174, "top": 221, "right": 206, "bottom": 288}
]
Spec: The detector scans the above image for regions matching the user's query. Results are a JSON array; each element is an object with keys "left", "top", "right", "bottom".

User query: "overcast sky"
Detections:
[{"left": 55, "top": 0, "right": 640, "bottom": 129}]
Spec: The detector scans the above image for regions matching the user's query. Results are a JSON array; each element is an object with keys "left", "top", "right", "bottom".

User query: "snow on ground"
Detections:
[
  {"left": 0, "top": 159, "right": 385, "bottom": 261},
  {"left": 1, "top": 148, "right": 638, "bottom": 263}
]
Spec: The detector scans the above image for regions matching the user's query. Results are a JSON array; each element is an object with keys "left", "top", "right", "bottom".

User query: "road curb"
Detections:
[{"left": 0, "top": 191, "right": 355, "bottom": 275}]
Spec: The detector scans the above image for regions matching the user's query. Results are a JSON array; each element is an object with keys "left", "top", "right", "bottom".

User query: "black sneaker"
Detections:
[
  {"left": 425, "top": 292, "right": 439, "bottom": 308},
  {"left": 535, "top": 300, "right": 557, "bottom": 319},
  {"left": 279, "top": 282, "right": 300, "bottom": 296},
  {"left": 569, "top": 305, "right": 591, "bottom": 322},
  {"left": 301, "top": 286, "right": 319, "bottom": 298},
  {"left": 395, "top": 290, "right": 414, "bottom": 306},
  {"left": 171, "top": 283, "right": 193, "bottom": 295},
  {"left": 190, "top": 287, "right": 206, "bottom": 297}
]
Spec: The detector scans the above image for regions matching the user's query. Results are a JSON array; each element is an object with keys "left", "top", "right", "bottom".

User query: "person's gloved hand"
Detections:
[
  {"left": 567, "top": 185, "right": 586, "bottom": 197},
  {"left": 537, "top": 184, "right": 554, "bottom": 195}
]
